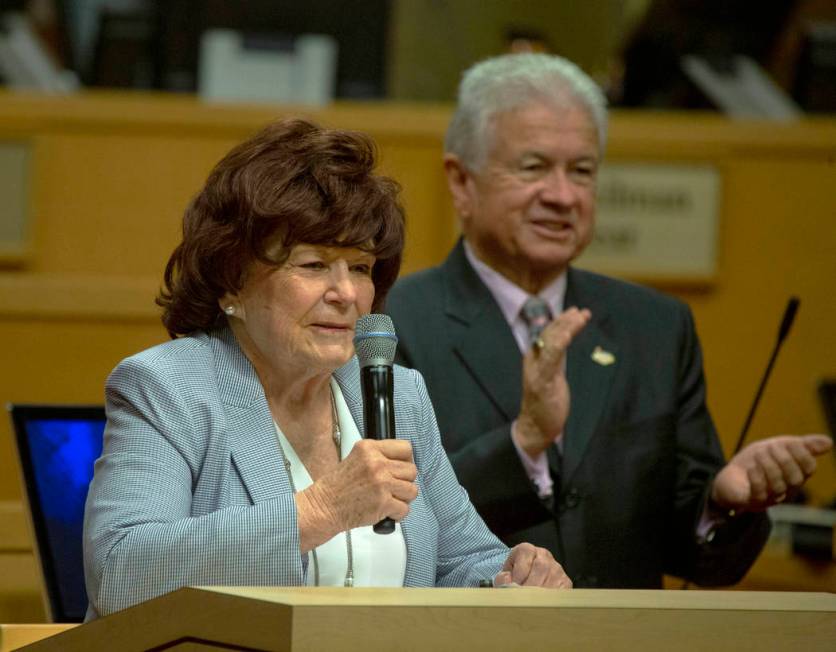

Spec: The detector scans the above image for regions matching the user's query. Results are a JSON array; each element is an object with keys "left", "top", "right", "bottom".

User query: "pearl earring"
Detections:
[{"left": 224, "top": 305, "right": 235, "bottom": 316}]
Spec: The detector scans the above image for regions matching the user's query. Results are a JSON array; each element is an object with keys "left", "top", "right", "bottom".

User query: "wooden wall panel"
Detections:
[{"left": 0, "top": 503, "right": 46, "bottom": 623}]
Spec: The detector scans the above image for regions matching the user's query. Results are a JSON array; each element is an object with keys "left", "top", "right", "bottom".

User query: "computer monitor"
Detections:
[{"left": 9, "top": 404, "right": 105, "bottom": 623}]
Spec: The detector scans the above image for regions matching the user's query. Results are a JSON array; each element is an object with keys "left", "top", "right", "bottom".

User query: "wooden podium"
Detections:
[{"left": 5, "top": 587, "right": 835, "bottom": 651}]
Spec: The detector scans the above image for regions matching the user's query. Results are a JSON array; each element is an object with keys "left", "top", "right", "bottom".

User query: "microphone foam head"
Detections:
[{"left": 354, "top": 313, "right": 398, "bottom": 367}]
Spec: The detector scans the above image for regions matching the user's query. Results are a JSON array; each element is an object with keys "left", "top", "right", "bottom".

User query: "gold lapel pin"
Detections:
[{"left": 591, "top": 346, "right": 616, "bottom": 366}]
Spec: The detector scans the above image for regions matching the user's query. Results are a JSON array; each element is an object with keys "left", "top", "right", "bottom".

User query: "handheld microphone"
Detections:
[
  {"left": 354, "top": 313, "right": 398, "bottom": 535},
  {"left": 732, "top": 296, "right": 800, "bottom": 455}
]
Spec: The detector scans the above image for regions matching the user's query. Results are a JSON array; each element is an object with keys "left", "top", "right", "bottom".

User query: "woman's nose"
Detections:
[{"left": 326, "top": 263, "right": 357, "bottom": 303}]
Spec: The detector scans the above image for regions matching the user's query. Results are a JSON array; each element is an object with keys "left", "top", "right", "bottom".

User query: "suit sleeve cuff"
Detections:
[
  {"left": 696, "top": 493, "right": 739, "bottom": 543},
  {"left": 511, "top": 420, "right": 553, "bottom": 498}
]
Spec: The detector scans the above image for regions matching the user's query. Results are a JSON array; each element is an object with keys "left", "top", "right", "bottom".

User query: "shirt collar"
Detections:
[{"left": 463, "top": 239, "right": 567, "bottom": 321}]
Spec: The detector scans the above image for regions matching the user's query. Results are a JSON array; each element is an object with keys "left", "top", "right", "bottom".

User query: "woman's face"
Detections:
[{"left": 224, "top": 244, "right": 376, "bottom": 380}]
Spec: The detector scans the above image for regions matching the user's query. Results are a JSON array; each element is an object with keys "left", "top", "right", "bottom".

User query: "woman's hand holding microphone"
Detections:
[{"left": 295, "top": 439, "right": 418, "bottom": 552}]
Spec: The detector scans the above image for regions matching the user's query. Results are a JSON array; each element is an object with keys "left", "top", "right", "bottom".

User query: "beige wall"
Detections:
[{"left": 0, "top": 94, "right": 834, "bottom": 593}]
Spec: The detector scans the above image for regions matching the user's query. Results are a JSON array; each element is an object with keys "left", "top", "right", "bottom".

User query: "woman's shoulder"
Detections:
[
  {"left": 139, "top": 332, "right": 208, "bottom": 358},
  {"left": 393, "top": 363, "right": 424, "bottom": 395},
  {"left": 393, "top": 365, "right": 433, "bottom": 424},
  {"left": 108, "top": 331, "right": 216, "bottom": 391}
]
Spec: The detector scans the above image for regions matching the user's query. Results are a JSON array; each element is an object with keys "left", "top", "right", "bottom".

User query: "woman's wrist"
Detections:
[{"left": 295, "top": 484, "right": 342, "bottom": 553}]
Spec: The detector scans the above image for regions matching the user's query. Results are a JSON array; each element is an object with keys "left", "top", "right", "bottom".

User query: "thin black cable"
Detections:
[{"left": 733, "top": 297, "right": 799, "bottom": 455}]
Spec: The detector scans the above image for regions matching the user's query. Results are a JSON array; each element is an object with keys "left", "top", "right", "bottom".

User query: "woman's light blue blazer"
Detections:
[{"left": 83, "top": 327, "right": 508, "bottom": 618}]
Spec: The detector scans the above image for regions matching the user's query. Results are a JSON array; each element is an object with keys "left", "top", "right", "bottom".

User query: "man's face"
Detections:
[{"left": 448, "top": 102, "right": 600, "bottom": 292}]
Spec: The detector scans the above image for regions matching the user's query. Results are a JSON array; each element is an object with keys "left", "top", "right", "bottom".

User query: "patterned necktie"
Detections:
[{"left": 521, "top": 296, "right": 552, "bottom": 348}]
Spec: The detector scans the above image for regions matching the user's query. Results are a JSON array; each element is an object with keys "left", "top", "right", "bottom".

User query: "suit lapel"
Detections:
[
  {"left": 563, "top": 269, "right": 619, "bottom": 481},
  {"left": 211, "top": 328, "right": 292, "bottom": 503},
  {"left": 443, "top": 241, "right": 522, "bottom": 421},
  {"left": 439, "top": 245, "right": 621, "bottom": 481}
]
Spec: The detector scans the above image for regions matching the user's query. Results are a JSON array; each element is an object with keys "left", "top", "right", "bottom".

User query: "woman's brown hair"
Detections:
[{"left": 157, "top": 119, "right": 405, "bottom": 337}]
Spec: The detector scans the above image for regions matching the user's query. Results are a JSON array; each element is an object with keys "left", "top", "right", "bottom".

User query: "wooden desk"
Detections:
[
  {"left": 0, "top": 504, "right": 44, "bottom": 623},
  {"left": 0, "top": 625, "right": 75, "bottom": 652},
  {"left": 9, "top": 587, "right": 836, "bottom": 652}
]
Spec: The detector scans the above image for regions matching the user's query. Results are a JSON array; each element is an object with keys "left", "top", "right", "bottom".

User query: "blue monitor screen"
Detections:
[{"left": 13, "top": 408, "right": 105, "bottom": 622}]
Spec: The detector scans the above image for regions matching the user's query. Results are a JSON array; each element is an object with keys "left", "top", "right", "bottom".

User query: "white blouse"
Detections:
[{"left": 274, "top": 379, "right": 407, "bottom": 587}]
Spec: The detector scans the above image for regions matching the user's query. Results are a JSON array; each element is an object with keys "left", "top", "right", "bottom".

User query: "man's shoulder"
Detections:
[
  {"left": 386, "top": 264, "right": 449, "bottom": 321},
  {"left": 570, "top": 267, "right": 688, "bottom": 317},
  {"left": 389, "top": 265, "right": 444, "bottom": 297}
]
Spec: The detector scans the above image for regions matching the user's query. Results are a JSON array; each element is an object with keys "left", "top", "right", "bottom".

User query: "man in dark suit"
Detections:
[{"left": 385, "top": 53, "right": 832, "bottom": 588}]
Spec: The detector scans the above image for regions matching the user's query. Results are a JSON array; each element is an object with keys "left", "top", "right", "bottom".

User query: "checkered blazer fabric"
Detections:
[{"left": 83, "top": 327, "right": 509, "bottom": 618}]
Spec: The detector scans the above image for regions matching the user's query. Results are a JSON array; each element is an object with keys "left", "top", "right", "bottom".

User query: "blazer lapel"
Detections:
[
  {"left": 334, "top": 360, "right": 364, "bottom": 436},
  {"left": 443, "top": 241, "right": 522, "bottom": 421},
  {"left": 563, "top": 270, "right": 619, "bottom": 481},
  {"left": 211, "top": 328, "right": 292, "bottom": 503}
]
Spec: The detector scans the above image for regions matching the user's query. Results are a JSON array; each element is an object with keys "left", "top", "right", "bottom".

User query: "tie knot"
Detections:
[{"left": 521, "top": 296, "right": 552, "bottom": 344}]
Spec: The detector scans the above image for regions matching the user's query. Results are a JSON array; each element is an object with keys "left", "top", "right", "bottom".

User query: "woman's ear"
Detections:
[{"left": 219, "top": 294, "right": 243, "bottom": 320}]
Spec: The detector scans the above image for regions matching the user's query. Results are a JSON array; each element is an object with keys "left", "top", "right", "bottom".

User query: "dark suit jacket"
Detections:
[{"left": 386, "top": 239, "right": 770, "bottom": 588}]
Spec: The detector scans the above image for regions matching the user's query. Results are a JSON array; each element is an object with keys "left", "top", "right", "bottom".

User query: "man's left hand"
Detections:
[
  {"left": 494, "top": 543, "right": 572, "bottom": 588},
  {"left": 711, "top": 434, "right": 832, "bottom": 512}
]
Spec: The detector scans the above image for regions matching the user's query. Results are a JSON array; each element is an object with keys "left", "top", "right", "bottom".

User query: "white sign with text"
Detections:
[{"left": 577, "top": 163, "right": 721, "bottom": 281}]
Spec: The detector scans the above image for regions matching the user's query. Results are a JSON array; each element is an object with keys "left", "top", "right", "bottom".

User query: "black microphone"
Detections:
[
  {"left": 732, "top": 296, "right": 800, "bottom": 455},
  {"left": 354, "top": 313, "right": 398, "bottom": 535}
]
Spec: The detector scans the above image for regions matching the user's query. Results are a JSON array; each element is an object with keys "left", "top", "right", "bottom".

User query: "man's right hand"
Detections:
[
  {"left": 494, "top": 543, "right": 572, "bottom": 588},
  {"left": 514, "top": 307, "right": 591, "bottom": 458}
]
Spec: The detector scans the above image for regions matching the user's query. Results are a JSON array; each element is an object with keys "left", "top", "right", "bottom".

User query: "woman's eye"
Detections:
[
  {"left": 351, "top": 264, "right": 372, "bottom": 275},
  {"left": 300, "top": 261, "right": 326, "bottom": 270}
]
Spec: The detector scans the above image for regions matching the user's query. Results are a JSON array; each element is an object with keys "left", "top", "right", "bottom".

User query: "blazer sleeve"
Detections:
[
  {"left": 402, "top": 369, "right": 510, "bottom": 586},
  {"left": 83, "top": 355, "right": 305, "bottom": 618}
]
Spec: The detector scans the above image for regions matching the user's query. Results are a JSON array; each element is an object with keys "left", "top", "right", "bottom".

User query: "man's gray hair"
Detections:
[{"left": 445, "top": 53, "right": 608, "bottom": 170}]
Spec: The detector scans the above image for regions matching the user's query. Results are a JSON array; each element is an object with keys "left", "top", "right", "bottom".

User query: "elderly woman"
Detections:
[{"left": 83, "top": 119, "right": 570, "bottom": 618}]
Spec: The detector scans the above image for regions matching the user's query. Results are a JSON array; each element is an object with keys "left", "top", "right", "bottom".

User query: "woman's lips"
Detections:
[{"left": 311, "top": 322, "right": 351, "bottom": 333}]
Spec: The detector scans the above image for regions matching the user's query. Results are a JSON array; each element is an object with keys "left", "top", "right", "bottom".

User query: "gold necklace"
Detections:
[{"left": 330, "top": 386, "right": 342, "bottom": 449}]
